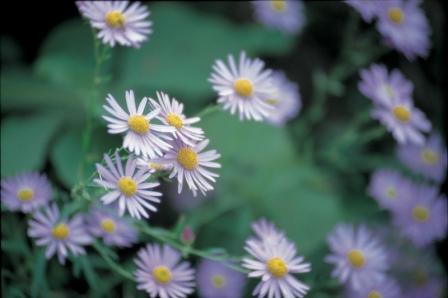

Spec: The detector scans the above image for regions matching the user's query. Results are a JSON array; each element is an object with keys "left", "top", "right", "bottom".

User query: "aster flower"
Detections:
[
  {"left": 148, "top": 91, "right": 204, "bottom": 146},
  {"left": 242, "top": 236, "right": 311, "bottom": 298},
  {"left": 264, "top": 71, "right": 302, "bottom": 126},
  {"left": 95, "top": 151, "right": 162, "bottom": 219},
  {"left": 371, "top": 96, "right": 431, "bottom": 145},
  {"left": 252, "top": 0, "right": 306, "bottom": 34},
  {"left": 1, "top": 172, "right": 52, "bottom": 213},
  {"left": 197, "top": 259, "right": 246, "bottom": 298},
  {"left": 397, "top": 133, "right": 447, "bottom": 183},
  {"left": 325, "top": 223, "right": 389, "bottom": 290},
  {"left": 209, "top": 51, "right": 275, "bottom": 121},
  {"left": 86, "top": 206, "right": 138, "bottom": 248},
  {"left": 134, "top": 243, "right": 195, "bottom": 298},
  {"left": 346, "top": 278, "right": 402, "bottom": 298},
  {"left": 376, "top": 0, "right": 431, "bottom": 60},
  {"left": 28, "top": 204, "right": 92, "bottom": 264},
  {"left": 345, "top": 0, "right": 380, "bottom": 23},
  {"left": 358, "top": 64, "right": 413, "bottom": 107},
  {"left": 76, "top": 1, "right": 152, "bottom": 48},
  {"left": 391, "top": 184, "right": 447, "bottom": 247},
  {"left": 103, "top": 90, "right": 175, "bottom": 158},
  {"left": 161, "top": 139, "right": 221, "bottom": 196},
  {"left": 367, "top": 169, "right": 413, "bottom": 211}
]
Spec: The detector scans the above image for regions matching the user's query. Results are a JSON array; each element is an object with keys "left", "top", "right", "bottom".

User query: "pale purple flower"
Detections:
[
  {"left": 95, "top": 151, "right": 162, "bottom": 219},
  {"left": 376, "top": 0, "right": 431, "bottom": 60},
  {"left": 391, "top": 184, "right": 447, "bottom": 247},
  {"left": 166, "top": 183, "right": 206, "bottom": 213},
  {"left": 346, "top": 277, "right": 402, "bottom": 298},
  {"left": 28, "top": 204, "right": 92, "bottom": 264},
  {"left": 1, "top": 172, "right": 52, "bottom": 213},
  {"left": 76, "top": 1, "right": 152, "bottom": 48},
  {"left": 325, "top": 223, "right": 389, "bottom": 290},
  {"left": 134, "top": 243, "right": 195, "bottom": 298},
  {"left": 401, "top": 276, "right": 445, "bottom": 298},
  {"left": 358, "top": 64, "right": 413, "bottom": 106},
  {"left": 345, "top": 0, "right": 381, "bottom": 23},
  {"left": 264, "top": 71, "right": 301, "bottom": 126},
  {"left": 197, "top": 259, "right": 246, "bottom": 298},
  {"left": 397, "top": 133, "right": 447, "bottom": 183},
  {"left": 252, "top": 0, "right": 306, "bottom": 35},
  {"left": 86, "top": 206, "right": 138, "bottom": 248}
]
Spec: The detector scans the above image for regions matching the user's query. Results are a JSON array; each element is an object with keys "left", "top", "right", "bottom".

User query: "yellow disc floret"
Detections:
[
  {"left": 128, "top": 115, "right": 150, "bottom": 134},
  {"left": 412, "top": 205, "right": 430, "bottom": 222},
  {"left": 166, "top": 113, "right": 184, "bottom": 129},
  {"left": 393, "top": 105, "right": 411, "bottom": 123},
  {"left": 52, "top": 223, "right": 70, "bottom": 240},
  {"left": 421, "top": 148, "right": 438, "bottom": 165},
  {"left": 385, "top": 186, "right": 397, "bottom": 199},
  {"left": 211, "top": 274, "right": 226, "bottom": 288},
  {"left": 368, "top": 290, "right": 383, "bottom": 298},
  {"left": 177, "top": 147, "right": 198, "bottom": 170},
  {"left": 117, "top": 177, "right": 138, "bottom": 197},
  {"left": 152, "top": 265, "right": 172, "bottom": 284},
  {"left": 266, "top": 257, "right": 288, "bottom": 278},
  {"left": 105, "top": 10, "right": 126, "bottom": 28},
  {"left": 101, "top": 218, "right": 116, "bottom": 234},
  {"left": 347, "top": 249, "right": 365, "bottom": 268},
  {"left": 17, "top": 187, "right": 34, "bottom": 201},
  {"left": 271, "top": 0, "right": 286, "bottom": 12},
  {"left": 234, "top": 78, "right": 254, "bottom": 97},
  {"left": 388, "top": 7, "right": 405, "bottom": 24}
]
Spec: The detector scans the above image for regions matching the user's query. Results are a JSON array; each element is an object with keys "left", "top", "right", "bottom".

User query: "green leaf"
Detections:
[
  {"left": 1, "top": 112, "right": 62, "bottom": 176},
  {"left": 31, "top": 249, "right": 48, "bottom": 298}
]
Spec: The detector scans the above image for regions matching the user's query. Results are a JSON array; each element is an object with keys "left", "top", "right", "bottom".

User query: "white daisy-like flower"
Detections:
[
  {"left": 242, "top": 237, "right": 311, "bottom": 298},
  {"left": 161, "top": 139, "right": 221, "bottom": 196},
  {"left": 148, "top": 91, "right": 204, "bottom": 146},
  {"left": 76, "top": 1, "right": 152, "bottom": 48},
  {"left": 209, "top": 51, "right": 275, "bottom": 121},
  {"left": 103, "top": 90, "right": 175, "bottom": 158},
  {"left": 95, "top": 151, "right": 162, "bottom": 219}
]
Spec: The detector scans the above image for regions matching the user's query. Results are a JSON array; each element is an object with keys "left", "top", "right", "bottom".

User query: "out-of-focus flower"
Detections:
[
  {"left": 76, "top": 1, "right": 152, "bottom": 48},
  {"left": 397, "top": 133, "right": 447, "bottom": 183},
  {"left": 391, "top": 184, "right": 447, "bottom": 247},
  {"left": 148, "top": 92, "right": 204, "bottom": 146},
  {"left": 376, "top": 0, "right": 431, "bottom": 60},
  {"left": 95, "top": 151, "right": 161, "bottom": 219},
  {"left": 209, "top": 51, "right": 275, "bottom": 121},
  {"left": 250, "top": 218, "right": 286, "bottom": 246},
  {"left": 346, "top": 277, "right": 402, "bottom": 298},
  {"left": 197, "top": 259, "right": 246, "bottom": 298},
  {"left": 264, "top": 71, "right": 302, "bottom": 126},
  {"left": 325, "top": 223, "right": 389, "bottom": 290},
  {"left": 134, "top": 243, "right": 195, "bottom": 298},
  {"left": 86, "top": 206, "right": 138, "bottom": 248},
  {"left": 180, "top": 226, "right": 195, "bottom": 246},
  {"left": 103, "top": 90, "right": 175, "bottom": 158},
  {"left": 252, "top": 0, "right": 306, "bottom": 34},
  {"left": 345, "top": 0, "right": 381, "bottom": 23},
  {"left": 1, "top": 172, "right": 52, "bottom": 213},
  {"left": 28, "top": 204, "right": 92, "bottom": 264}
]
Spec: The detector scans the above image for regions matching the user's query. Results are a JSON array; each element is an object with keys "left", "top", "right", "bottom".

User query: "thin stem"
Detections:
[{"left": 93, "top": 242, "right": 135, "bottom": 282}]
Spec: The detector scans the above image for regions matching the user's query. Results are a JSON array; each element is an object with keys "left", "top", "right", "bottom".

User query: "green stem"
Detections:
[{"left": 93, "top": 242, "right": 135, "bottom": 282}]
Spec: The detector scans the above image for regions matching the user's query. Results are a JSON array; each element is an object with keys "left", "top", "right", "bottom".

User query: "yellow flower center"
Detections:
[
  {"left": 385, "top": 186, "right": 397, "bottom": 199},
  {"left": 149, "top": 162, "right": 165, "bottom": 171},
  {"left": 117, "top": 177, "right": 138, "bottom": 197},
  {"left": 388, "top": 7, "right": 405, "bottom": 24},
  {"left": 177, "top": 147, "right": 198, "bottom": 170},
  {"left": 128, "top": 115, "right": 150, "bottom": 134},
  {"left": 52, "top": 223, "right": 70, "bottom": 240},
  {"left": 347, "top": 249, "right": 365, "bottom": 268},
  {"left": 234, "top": 78, "right": 254, "bottom": 97},
  {"left": 166, "top": 113, "right": 184, "bottom": 129},
  {"left": 271, "top": 0, "right": 286, "bottom": 12},
  {"left": 368, "top": 290, "right": 383, "bottom": 298},
  {"left": 101, "top": 218, "right": 116, "bottom": 234},
  {"left": 265, "top": 98, "right": 279, "bottom": 106},
  {"left": 421, "top": 148, "right": 438, "bottom": 165},
  {"left": 16, "top": 187, "right": 34, "bottom": 201},
  {"left": 211, "top": 274, "right": 226, "bottom": 288},
  {"left": 152, "top": 266, "right": 172, "bottom": 284},
  {"left": 105, "top": 10, "right": 126, "bottom": 28},
  {"left": 393, "top": 105, "right": 411, "bottom": 123},
  {"left": 266, "top": 257, "right": 288, "bottom": 278},
  {"left": 412, "top": 205, "right": 430, "bottom": 222}
]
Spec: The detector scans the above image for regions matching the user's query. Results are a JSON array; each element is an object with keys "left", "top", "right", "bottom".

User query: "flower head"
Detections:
[
  {"left": 252, "top": 0, "right": 306, "bottom": 34},
  {"left": 134, "top": 243, "right": 195, "bottom": 298},
  {"left": 1, "top": 172, "right": 52, "bottom": 213},
  {"left": 76, "top": 1, "right": 152, "bottom": 48},
  {"left": 345, "top": 0, "right": 381, "bottom": 23},
  {"left": 103, "top": 90, "right": 175, "bottom": 158},
  {"left": 346, "top": 278, "right": 402, "bottom": 298},
  {"left": 28, "top": 204, "right": 92, "bottom": 264},
  {"left": 95, "top": 151, "right": 162, "bottom": 219},
  {"left": 325, "top": 224, "right": 389, "bottom": 290},
  {"left": 209, "top": 51, "right": 275, "bottom": 121},
  {"left": 197, "top": 259, "right": 246, "bottom": 298}
]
